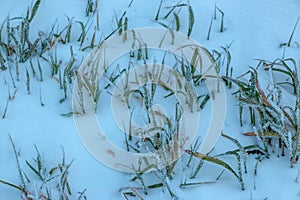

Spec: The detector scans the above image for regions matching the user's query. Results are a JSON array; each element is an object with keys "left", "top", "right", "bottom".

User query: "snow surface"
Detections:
[{"left": 0, "top": 0, "right": 300, "bottom": 199}]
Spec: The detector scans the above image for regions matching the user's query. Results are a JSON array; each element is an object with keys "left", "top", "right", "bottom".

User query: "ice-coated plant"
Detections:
[
  {"left": 0, "top": 135, "right": 87, "bottom": 200},
  {"left": 226, "top": 57, "right": 300, "bottom": 166}
]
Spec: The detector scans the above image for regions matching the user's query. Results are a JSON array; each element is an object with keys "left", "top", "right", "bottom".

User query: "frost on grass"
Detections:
[{"left": 0, "top": 135, "right": 87, "bottom": 200}]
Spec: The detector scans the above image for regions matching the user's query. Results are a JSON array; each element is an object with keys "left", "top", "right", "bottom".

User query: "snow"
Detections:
[{"left": 0, "top": 0, "right": 300, "bottom": 199}]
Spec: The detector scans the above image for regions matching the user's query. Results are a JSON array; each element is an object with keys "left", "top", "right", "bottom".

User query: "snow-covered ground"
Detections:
[{"left": 0, "top": 0, "right": 300, "bottom": 199}]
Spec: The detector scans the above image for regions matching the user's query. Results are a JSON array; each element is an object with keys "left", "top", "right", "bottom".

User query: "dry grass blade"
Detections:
[
  {"left": 185, "top": 150, "right": 245, "bottom": 190},
  {"left": 244, "top": 131, "right": 280, "bottom": 137},
  {"left": 255, "top": 78, "right": 270, "bottom": 106}
]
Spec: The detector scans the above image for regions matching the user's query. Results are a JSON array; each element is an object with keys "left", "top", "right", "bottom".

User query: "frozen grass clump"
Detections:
[
  {"left": 0, "top": 135, "right": 87, "bottom": 200},
  {"left": 225, "top": 57, "right": 300, "bottom": 166}
]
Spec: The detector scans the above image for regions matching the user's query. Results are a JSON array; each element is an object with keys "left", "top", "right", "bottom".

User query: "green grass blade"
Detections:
[
  {"left": 287, "top": 16, "right": 300, "bottom": 47},
  {"left": 187, "top": 5, "right": 194, "bottom": 38},
  {"left": 173, "top": 13, "right": 180, "bottom": 31},
  {"left": 28, "top": 0, "right": 41, "bottom": 23}
]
